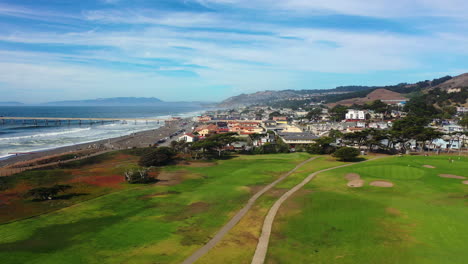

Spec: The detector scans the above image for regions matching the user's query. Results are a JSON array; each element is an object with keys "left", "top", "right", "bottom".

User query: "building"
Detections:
[
  {"left": 273, "top": 116, "right": 288, "bottom": 124},
  {"left": 278, "top": 132, "right": 318, "bottom": 145},
  {"left": 194, "top": 124, "right": 218, "bottom": 137},
  {"left": 178, "top": 133, "right": 198, "bottom": 143},
  {"left": 345, "top": 109, "right": 367, "bottom": 121},
  {"left": 456, "top": 107, "right": 468, "bottom": 114},
  {"left": 197, "top": 115, "right": 212, "bottom": 122}
]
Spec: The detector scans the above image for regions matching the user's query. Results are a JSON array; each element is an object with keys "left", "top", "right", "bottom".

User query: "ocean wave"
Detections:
[{"left": 0, "top": 127, "right": 92, "bottom": 141}]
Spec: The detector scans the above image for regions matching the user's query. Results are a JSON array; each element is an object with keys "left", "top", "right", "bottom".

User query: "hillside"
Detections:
[
  {"left": 219, "top": 74, "right": 466, "bottom": 107},
  {"left": 431, "top": 73, "right": 468, "bottom": 91},
  {"left": 328, "top": 88, "right": 407, "bottom": 107}
]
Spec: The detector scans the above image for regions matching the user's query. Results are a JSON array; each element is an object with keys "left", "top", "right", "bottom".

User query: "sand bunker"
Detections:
[
  {"left": 462, "top": 181, "right": 468, "bottom": 185},
  {"left": 345, "top": 173, "right": 364, "bottom": 187},
  {"left": 439, "top": 174, "right": 466, "bottom": 180},
  {"left": 370, "top": 181, "right": 394, "bottom": 187},
  {"left": 345, "top": 173, "right": 361, "bottom": 181},
  {"left": 423, "top": 165, "right": 436, "bottom": 169},
  {"left": 347, "top": 179, "right": 364, "bottom": 187}
]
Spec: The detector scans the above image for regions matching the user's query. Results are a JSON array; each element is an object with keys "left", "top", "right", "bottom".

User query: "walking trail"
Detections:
[
  {"left": 181, "top": 156, "right": 318, "bottom": 264},
  {"left": 250, "top": 158, "right": 379, "bottom": 264}
]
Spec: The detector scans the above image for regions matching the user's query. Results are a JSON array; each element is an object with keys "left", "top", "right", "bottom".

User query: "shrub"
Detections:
[
  {"left": 124, "top": 168, "right": 153, "bottom": 184},
  {"left": 25, "top": 184, "right": 72, "bottom": 201}
]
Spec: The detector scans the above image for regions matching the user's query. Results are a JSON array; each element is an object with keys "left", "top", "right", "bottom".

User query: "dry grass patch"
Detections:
[
  {"left": 423, "top": 165, "right": 436, "bottom": 169},
  {"left": 155, "top": 170, "right": 201, "bottom": 186}
]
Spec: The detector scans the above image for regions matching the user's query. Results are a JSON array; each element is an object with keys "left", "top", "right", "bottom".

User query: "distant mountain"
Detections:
[
  {"left": 219, "top": 74, "right": 467, "bottom": 107},
  {"left": 0, "top": 101, "right": 24, "bottom": 106},
  {"left": 44, "top": 97, "right": 164, "bottom": 106}
]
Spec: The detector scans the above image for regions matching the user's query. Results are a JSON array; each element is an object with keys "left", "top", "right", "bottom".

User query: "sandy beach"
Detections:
[{"left": 0, "top": 118, "right": 194, "bottom": 169}]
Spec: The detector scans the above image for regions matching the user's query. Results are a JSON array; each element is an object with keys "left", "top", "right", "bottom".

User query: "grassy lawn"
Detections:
[
  {"left": 0, "top": 152, "right": 311, "bottom": 264},
  {"left": 196, "top": 156, "right": 345, "bottom": 264},
  {"left": 268, "top": 155, "right": 468, "bottom": 264}
]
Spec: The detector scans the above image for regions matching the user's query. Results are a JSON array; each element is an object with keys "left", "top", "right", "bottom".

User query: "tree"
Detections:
[
  {"left": 329, "top": 105, "right": 348, "bottom": 121},
  {"left": 460, "top": 115, "right": 468, "bottom": 130},
  {"left": 268, "top": 111, "right": 282, "bottom": 119},
  {"left": 306, "top": 108, "right": 322, "bottom": 121},
  {"left": 328, "top": 129, "right": 343, "bottom": 140},
  {"left": 191, "top": 132, "right": 238, "bottom": 158},
  {"left": 124, "top": 168, "right": 153, "bottom": 184},
  {"left": 139, "top": 147, "right": 176, "bottom": 167},
  {"left": 332, "top": 147, "right": 360, "bottom": 161},
  {"left": 368, "top": 100, "right": 388, "bottom": 114},
  {"left": 306, "top": 136, "right": 336, "bottom": 154},
  {"left": 25, "top": 185, "right": 72, "bottom": 201}
]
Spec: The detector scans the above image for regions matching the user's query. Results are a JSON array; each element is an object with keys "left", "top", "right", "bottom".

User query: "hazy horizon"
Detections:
[{"left": 1, "top": 0, "right": 467, "bottom": 103}]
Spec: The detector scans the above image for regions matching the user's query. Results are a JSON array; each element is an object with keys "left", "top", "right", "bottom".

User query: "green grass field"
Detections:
[
  {"left": 0, "top": 152, "right": 311, "bottom": 264},
  {"left": 268, "top": 155, "right": 468, "bottom": 264}
]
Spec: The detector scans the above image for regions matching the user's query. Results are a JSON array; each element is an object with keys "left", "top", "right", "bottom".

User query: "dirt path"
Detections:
[
  {"left": 251, "top": 158, "right": 379, "bottom": 264},
  {"left": 181, "top": 156, "right": 318, "bottom": 264}
]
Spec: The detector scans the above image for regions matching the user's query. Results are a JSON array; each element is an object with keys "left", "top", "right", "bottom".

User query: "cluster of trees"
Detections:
[
  {"left": 139, "top": 147, "right": 176, "bottom": 167},
  {"left": 404, "top": 88, "right": 467, "bottom": 118}
]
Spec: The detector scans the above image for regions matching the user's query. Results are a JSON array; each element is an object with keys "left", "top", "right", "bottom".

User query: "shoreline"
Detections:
[{"left": 0, "top": 118, "right": 194, "bottom": 168}]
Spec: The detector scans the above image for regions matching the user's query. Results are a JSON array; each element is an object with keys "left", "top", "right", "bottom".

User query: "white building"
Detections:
[
  {"left": 178, "top": 133, "right": 198, "bottom": 143},
  {"left": 345, "top": 109, "right": 367, "bottom": 120},
  {"left": 456, "top": 107, "right": 468, "bottom": 114}
]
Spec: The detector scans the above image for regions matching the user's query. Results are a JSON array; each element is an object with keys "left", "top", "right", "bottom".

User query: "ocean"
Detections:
[{"left": 0, "top": 105, "right": 205, "bottom": 159}]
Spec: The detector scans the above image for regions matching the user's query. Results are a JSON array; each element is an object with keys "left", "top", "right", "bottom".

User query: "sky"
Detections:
[{"left": 0, "top": 0, "right": 467, "bottom": 103}]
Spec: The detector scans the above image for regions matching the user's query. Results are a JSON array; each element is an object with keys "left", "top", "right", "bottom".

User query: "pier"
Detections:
[{"left": 0, "top": 116, "right": 175, "bottom": 126}]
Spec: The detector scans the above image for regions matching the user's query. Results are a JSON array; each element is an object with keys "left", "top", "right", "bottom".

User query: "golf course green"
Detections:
[{"left": 268, "top": 155, "right": 468, "bottom": 264}]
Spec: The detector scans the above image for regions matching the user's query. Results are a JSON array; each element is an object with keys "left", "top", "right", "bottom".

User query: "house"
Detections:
[
  {"left": 278, "top": 132, "right": 318, "bottom": 145},
  {"left": 295, "top": 111, "right": 309, "bottom": 118},
  {"left": 194, "top": 124, "right": 218, "bottom": 137},
  {"left": 448, "top": 88, "right": 462, "bottom": 93},
  {"left": 345, "top": 109, "right": 367, "bottom": 121},
  {"left": 197, "top": 115, "right": 212, "bottom": 122},
  {"left": 273, "top": 116, "right": 288, "bottom": 124},
  {"left": 252, "top": 133, "right": 276, "bottom": 147},
  {"left": 263, "top": 120, "right": 277, "bottom": 127},
  {"left": 456, "top": 107, "right": 468, "bottom": 114},
  {"left": 368, "top": 122, "right": 389, "bottom": 129},
  {"left": 346, "top": 127, "right": 365, "bottom": 133},
  {"left": 282, "top": 125, "right": 303, "bottom": 132},
  {"left": 178, "top": 133, "right": 198, "bottom": 143}
]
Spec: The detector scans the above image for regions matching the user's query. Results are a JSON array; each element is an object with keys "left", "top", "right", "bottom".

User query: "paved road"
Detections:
[
  {"left": 181, "top": 156, "right": 318, "bottom": 264},
  {"left": 251, "top": 158, "right": 379, "bottom": 264}
]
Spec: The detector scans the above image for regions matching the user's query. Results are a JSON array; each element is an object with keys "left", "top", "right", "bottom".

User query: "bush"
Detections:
[
  {"left": 25, "top": 184, "right": 72, "bottom": 201},
  {"left": 332, "top": 147, "right": 360, "bottom": 161},
  {"left": 124, "top": 168, "right": 154, "bottom": 184}
]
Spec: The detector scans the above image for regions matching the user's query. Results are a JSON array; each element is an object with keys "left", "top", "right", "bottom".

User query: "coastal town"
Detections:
[{"left": 176, "top": 101, "right": 467, "bottom": 155}]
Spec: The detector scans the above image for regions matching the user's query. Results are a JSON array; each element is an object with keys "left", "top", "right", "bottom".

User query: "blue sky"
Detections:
[{"left": 0, "top": 0, "right": 467, "bottom": 103}]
